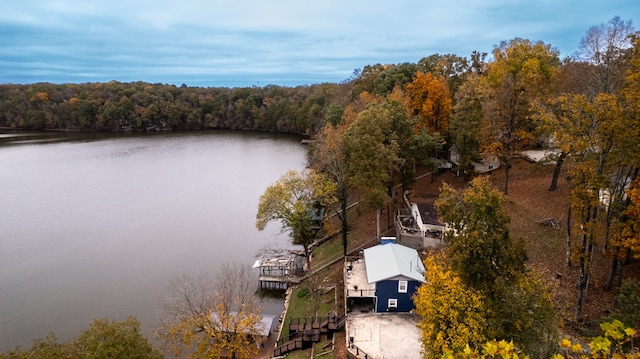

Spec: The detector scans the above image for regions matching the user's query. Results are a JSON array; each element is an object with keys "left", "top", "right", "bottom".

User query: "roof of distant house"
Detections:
[
  {"left": 210, "top": 312, "right": 276, "bottom": 337},
  {"left": 364, "top": 243, "right": 425, "bottom": 284},
  {"left": 416, "top": 202, "right": 442, "bottom": 226}
]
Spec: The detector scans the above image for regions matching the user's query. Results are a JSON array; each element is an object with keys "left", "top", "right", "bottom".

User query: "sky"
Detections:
[{"left": 1, "top": 1, "right": 638, "bottom": 88}]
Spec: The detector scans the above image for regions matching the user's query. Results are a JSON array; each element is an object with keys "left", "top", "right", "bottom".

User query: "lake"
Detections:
[{"left": 0, "top": 130, "right": 307, "bottom": 352}]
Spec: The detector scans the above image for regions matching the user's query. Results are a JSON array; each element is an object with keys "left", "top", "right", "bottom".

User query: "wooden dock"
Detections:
[{"left": 253, "top": 250, "right": 305, "bottom": 289}]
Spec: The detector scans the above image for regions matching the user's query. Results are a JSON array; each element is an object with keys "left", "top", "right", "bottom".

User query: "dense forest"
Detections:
[{"left": 0, "top": 80, "right": 350, "bottom": 135}]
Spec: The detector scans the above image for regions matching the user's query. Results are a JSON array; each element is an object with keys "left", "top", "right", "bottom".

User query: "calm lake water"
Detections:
[{"left": 0, "top": 130, "right": 306, "bottom": 351}]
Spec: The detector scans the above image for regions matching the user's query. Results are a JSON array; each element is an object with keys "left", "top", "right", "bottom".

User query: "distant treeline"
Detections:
[
  {"left": 0, "top": 54, "right": 474, "bottom": 136},
  {"left": 0, "top": 80, "right": 353, "bottom": 135}
]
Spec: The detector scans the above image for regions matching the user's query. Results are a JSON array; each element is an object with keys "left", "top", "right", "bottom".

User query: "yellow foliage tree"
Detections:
[
  {"left": 438, "top": 321, "right": 638, "bottom": 359},
  {"left": 483, "top": 38, "right": 560, "bottom": 194},
  {"left": 414, "top": 252, "right": 487, "bottom": 359},
  {"left": 155, "top": 264, "right": 265, "bottom": 359},
  {"left": 614, "top": 179, "right": 640, "bottom": 260}
]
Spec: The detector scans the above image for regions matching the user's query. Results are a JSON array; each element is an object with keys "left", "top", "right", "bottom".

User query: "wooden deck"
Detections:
[{"left": 273, "top": 314, "right": 346, "bottom": 357}]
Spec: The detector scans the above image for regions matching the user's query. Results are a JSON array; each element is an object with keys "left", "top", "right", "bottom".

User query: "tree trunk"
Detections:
[
  {"left": 617, "top": 249, "right": 632, "bottom": 288},
  {"left": 604, "top": 248, "right": 620, "bottom": 292},
  {"left": 566, "top": 205, "right": 572, "bottom": 267},
  {"left": 575, "top": 231, "right": 587, "bottom": 320},
  {"left": 376, "top": 208, "right": 381, "bottom": 240},
  {"left": 548, "top": 151, "right": 566, "bottom": 191},
  {"left": 340, "top": 195, "right": 349, "bottom": 256},
  {"left": 584, "top": 239, "right": 594, "bottom": 302},
  {"left": 504, "top": 157, "right": 510, "bottom": 195},
  {"left": 386, "top": 204, "right": 391, "bottom": 230},
  {"left": 575, "top": 207, "right": 594, "bottom": 320},
  {"left": 303, "top": 241, "right": 311, "bottom": 270}
]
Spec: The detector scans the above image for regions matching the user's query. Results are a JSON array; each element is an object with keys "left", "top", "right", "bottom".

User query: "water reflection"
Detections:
[{"left": 0, "top": 130, "right": 306, "bottom": 351}]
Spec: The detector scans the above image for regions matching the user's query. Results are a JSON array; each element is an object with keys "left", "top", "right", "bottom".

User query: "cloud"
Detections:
[{"left": 1, "top": 0, "right": 638, "bottom": 87}]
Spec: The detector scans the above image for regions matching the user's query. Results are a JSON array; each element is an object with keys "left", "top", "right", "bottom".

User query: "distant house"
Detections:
[
  {"left": 599, "top": 174, "right": 633, "bottom": 211},
  {"left": 345, "top": 243, "right": 425, "bottom": 313},
  {"left": 395, "top": 192, "right": 446, "bottom": 250},
  {"left": 449, "top": 145, "right": 500, "bottom": 175},
  {"left": 210, "top": 311, "right": 276, "bottom": 349}
]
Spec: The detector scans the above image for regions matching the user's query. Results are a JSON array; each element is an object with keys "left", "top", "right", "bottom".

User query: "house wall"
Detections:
[
  {"left": 398, "top": 231, "right": 423, "bottom": 251},
  {"left": 375, "top": 279, "right": 420, "bottom": 313}
]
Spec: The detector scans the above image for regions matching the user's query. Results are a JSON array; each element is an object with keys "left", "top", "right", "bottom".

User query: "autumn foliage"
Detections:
[
  {"left": 414, "top": 252, "right": 487, "bottom": 358},
  {"left": 406, "top": 71, "right": 452, "bottom": 134}
]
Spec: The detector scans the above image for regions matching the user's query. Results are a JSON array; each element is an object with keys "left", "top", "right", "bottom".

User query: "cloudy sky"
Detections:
[{"left": 1, "top": 1, "right": 637, "bottom": 87}]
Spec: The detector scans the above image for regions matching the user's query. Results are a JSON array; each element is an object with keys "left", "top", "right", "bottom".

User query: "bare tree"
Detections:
[
  {"left": 577, "top": 16, "right": 635, "bottom": 96},
  {"left": 155, "top": 263, "right": 264, "bottom": 359}
]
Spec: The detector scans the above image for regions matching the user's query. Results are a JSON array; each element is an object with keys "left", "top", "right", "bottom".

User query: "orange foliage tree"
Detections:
[{"left": 406, "top": 71, "right": 452, "bottom": 134}]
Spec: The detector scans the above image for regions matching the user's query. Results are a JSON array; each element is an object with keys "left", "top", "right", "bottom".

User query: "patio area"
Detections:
[{"left": 346, "top": 313, "right": 423, "bottom": 358}]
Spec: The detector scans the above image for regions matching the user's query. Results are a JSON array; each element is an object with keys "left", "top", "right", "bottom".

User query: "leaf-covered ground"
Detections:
[
  {"left": 427, "top": 158, "right": 640, "bottom": 335},
  {"left": 309, "top": 157, "right": 639, "bottom": 359},
  {"left": 346, "top": 157, "right": 639, "bottom": 338}
]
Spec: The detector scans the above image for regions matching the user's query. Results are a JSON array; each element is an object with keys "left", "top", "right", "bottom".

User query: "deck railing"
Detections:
[
  {"left": 348, "top": 340, "right": 374, "bottom": 359},
  {"left": 345, "top": 288, "right": 376, "bottom": 297}
]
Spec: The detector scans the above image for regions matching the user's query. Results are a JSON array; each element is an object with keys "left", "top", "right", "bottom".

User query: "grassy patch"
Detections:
[
  {"left": 316, "top": 286, "right": 335, "bottom": 318},
  {"left": 285, "top": 349, "right": 313, "bottom": 359},
  {"left": 314, "top": 340, "right": 336, "bottom": 358},
  {"left": 311, "top": 235, "right": 343, "bottom": 271},
  {"left": 279, "top": 284, "right": 337, "bottom": 340},
  {"left": 280, "top": 285, "right": 316, "bottom": 339}
]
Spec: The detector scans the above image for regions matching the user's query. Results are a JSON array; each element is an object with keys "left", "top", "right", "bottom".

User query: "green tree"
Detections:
[
  {"left": 75, "top": 317, "right": 162, "bottom": 359},
  {"left": 450, "top": 73, "right": 485, "bottom": 178},
  {"left": 435, "top": 176, "right": 525, "bottom": 291},
  {"left": 256, "top": 169, "right": 337, "bottom": 266},
  {"left": 417, "top": 53, "right": 470, "bottom": 96},
  {"left": 606, "top": 280, "right": 640, "bottom": 329},
  {"left": 0, "top": 317, "right": 160, "bottom": 359},
  {"left": 386, "top": 98, "right": 443, "bottom": 190},
  {"left": 0, "top": 334, "right": 78, "bottom": 359},
  {"left": 490, "top": 273, "right": 559, "bottom": 358},
  {"left": 371, "top": 62, "right": 419, "bottom": 96},
  {"left": 343, "top": 102, "right": 401, "bottom": 238},
  {"left": 434, "top": 177, "right": 557, "bottom": 358}
]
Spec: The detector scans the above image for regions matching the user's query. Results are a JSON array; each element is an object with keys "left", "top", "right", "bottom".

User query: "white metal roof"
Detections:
[
  {"left": 210, "top": 312, "right": 275, "bottom": 337},
  {"left": 363, "top": 243, "right": 425, "bottom": 284}
]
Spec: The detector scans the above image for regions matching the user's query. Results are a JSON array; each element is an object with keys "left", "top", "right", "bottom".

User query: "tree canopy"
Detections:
[
  {"left": 414, "top": 251, "right": 487, "bottom": 359},
  {"left": 435, "top": 176, "right": 525, "bottom": 290},
  {"left": 0, "top": 317, "right": 162, "bottom": 359},
  {"left": 256, "top": 169, "right": 337, "bottom": 265},
  {"left": 431, "top": 176, "right": 557, "bottom": 358}
]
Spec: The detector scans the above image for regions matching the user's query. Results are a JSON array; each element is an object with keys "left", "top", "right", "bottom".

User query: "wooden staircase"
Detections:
[{"left": 273, "top": 314, "right": 346, "bottom": 357}]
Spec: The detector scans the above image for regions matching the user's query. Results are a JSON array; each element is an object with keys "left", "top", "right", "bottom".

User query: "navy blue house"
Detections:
[{"left": 363, "top": 243, "right": 425, "bottom": 313}]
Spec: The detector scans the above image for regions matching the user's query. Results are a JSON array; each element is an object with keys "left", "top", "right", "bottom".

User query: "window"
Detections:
[
  {"left": 398, "top": 280, "right": 408, "bottom": 293},
  {"left": 388, "top": 299, "right": 398, "bottom": 309}
]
